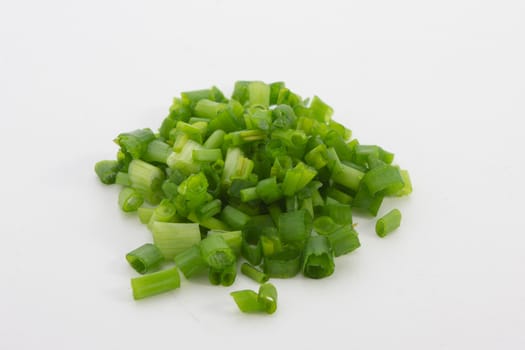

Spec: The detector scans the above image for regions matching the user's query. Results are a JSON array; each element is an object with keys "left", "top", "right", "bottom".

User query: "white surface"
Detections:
[{"left": 1, "top": 0, "right": 524, "bottom": 349}]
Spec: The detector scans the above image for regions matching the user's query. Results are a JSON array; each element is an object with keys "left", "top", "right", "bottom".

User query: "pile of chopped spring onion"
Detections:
[{"left": 95, "top": 81, "right": 412, "bottom": 313}]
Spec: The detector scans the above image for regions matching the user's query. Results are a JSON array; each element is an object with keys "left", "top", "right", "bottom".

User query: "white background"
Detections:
[{"left": 1, "top": 0, "right": 524, "bottom": 349}]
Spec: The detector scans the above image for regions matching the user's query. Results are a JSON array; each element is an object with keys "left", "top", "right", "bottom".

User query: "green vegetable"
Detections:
[
  {"left": 230, "top": 283, "right": 278, "bottom": 314},
  {"left": 126, "top": 243, "right": 164, "bottom": 274},
  {"left": 118, "top": 187, "right": 144, "bottom": 212},
  {"left": 131, "top": 266, "right": 180, "bottom": 300},
  {"left": 302, "top": 235, "right": 335, "bottom": 279},
  {"left": 241, "top": 263, "right": 269, "bottom": 284},
  {"left": 95, "top": 160, "right": 119, "bottom": 184},
  {"left": 376, "top": 209, "right": 402, "bottom": 237},
  {"left": 95, "top": 81, "right": 412, "bottom": 307}
]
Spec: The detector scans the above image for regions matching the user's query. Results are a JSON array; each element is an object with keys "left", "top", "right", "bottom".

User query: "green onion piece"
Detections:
[
  {"left": 115, "top": 172, "right": 131, "bottom": 186},
  {"left": 159, "top": 116, "right": 177, "bottom": 139},
  {"left": 309, "top": 95, "right": 333, "bottom": 123},
  {"left": 181, "top": 89, "right": 212, "bottom": 108},
  {"left": 194, "top": 99, "right": 227, "bottom": 119},
  {"left": 269, "top": 82, "right": 285, "bottom": 105},
  {"left": 248, "top": 81, "right": 270, "bottom": 107},
  {"left": 258, "top": 283, "right": 278, "bottom": 314},
  {"left": 173, "top": 245, "right": 207, "bottom": 279},
  {"left": 194, "top": 215, "right": 231, "bottom": 231},
  {"left": 220, "top": 263, "right": 237, "bottom": 286},
  {"left": 150, "top": 222, "right": 201, "bottom": 260},
  {"left": 376, "top": 209, "right": 402, "bottom": 237},
  {"left": 313, "top": 216, "right": 341, "bottom": 235},
  {"left": 161, "top": 180, "right": 178, "bottom": 200},
  {"left": 208, "top": 102, "right": 245, "bottom": 133},
  {"left": 94, "top": 160, "right": 119, "bottom": 184},
  {"left": 126, "top": 243, "right": 164, "bottom": 274},
  {"left": 302, "top": 235, "right": 335, "bottom": 279},
  {"left": 207, "top": 230, "right": 242, "bottom": 255},
  {"left": 311, "top": 188, "right": 325, "bottom": 207},
  {"left": 244, "top": 107, "right": 272, "bottom": 130},
  {"left": 221, "top": 205, "right": 250, "bottom": 230},
  {"left": 241, "top": 263, "right": 269, "bottom": 284},
  {"left": 137, "top": 207, "right": 154, "bottom": 224},
  {"left": 226, "top": 129, "right": 267, "bottom": 146},
  {"left": 328, "top": 120, "right": 352, "bottom": 140},
  {"left": 317, "top": 203, "right": 352, "bottom": 225},
  {"left": 196, "top": 199, "right": 222, "bottom": 220},
  {"left": 114, "top": 128, "right": 155, "bottom": 159},
  {"left": 327, "top": 226, "right": 361, "bottom": 257},
  {"left": 278, "top": 209, "right": 312, "bottom": 243},
  {"left": 325, "top": 187, "right": 353, "bottom": 204},
  {"left": 166, "top": 139, "right": 203, "bottom": 175},
  {"left": 272, "top": 105, "right": 297, "bottom": 129},
  {"left": 241, "top": 239, "right": 263, "bottom": 266},
  {"left": 148, "top": 199, "right": 177, "bottom": 225},
  {"left": 183, "top": 121, "right": 208, "bottom": 143},
  {"left": 394, "top": 170, "right": 412, "bottom": 196},
  {"left": 118, "top": 187, "right": 144, "bottom": 212},
  {"left": 260, "top": 235, "right": 283, "bottom": 257},
  {"left": 130, "top": 266, "right": 180, "bottom": 300},
  {"left": 203, "top": 129, "right": 226, "bottom": 149},
  {"left": 263, "top": 248, "right": 302, "bottom": 278},
  {"left": 331, "top": 162, "right": 364, "bottom": 192},
  {"left": 363, "top": 165, "right": 404, "bottom": 195},
  {"left": 222, "top": 147, "right": 254, "bottom": 186},
  {"left": 240, "top": 187, "right": 259, "bottom": 202},
  {"left": 255, "top": 177, "right": 283, "bottom": 204},
  {"left": 199, "top": 235, "right": 236, "bottom": 270},
  {"left": 230, "top": 290, "right": 266, "bottom": 313},
  {"left": 208, "top": 263, "right": 237, "bottom": 286},
  {"left": 231, "top": 81, "right": 250, "bottom": 105},
  {"left": 352, "top": 184, "right": 384, "bottom": 217},
  {"left": 128, "top": 159, "right": 165, "bottom": 204},
  {"left": 192, "top": 148, "right": 222, "bottom": 162},
  {"left": 282, "top": 162, "right": 317, "bottom": 196},
  {"left": 143, "top": 140, "right": 172, "bottom": 164},
  {"left": 304, "top": 144, "right": 329, "bottom": 169}
]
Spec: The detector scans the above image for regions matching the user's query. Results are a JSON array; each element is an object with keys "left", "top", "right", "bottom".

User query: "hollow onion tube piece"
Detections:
[
  {"left": 209, "top": 263, "right": 237, "bottom": 286},
  {"left": 114, "top": 128, "right": 155, "bottom": 159},
  {"left": 230, "top": 290, "right": 266, "bottom": 313},
  {"left": 278, "top": 209, "right": 312, "bottom": 243},
  {"left": 173, "top": 245, "right": 207, "bottom": 279},
  {"left": 263, "top": 249, "right": 302, "bottom": 278},
  {"left": 241, "top": 263, "right": 269, "bottom": 284},
  {"left": 376, "top": 209, "right": 402, "bottom": 237},
  {"left": 131, "top": 266, "right": 180, "bottom": 300},
  {"left": 118, "top": 187, "right": 144, "bottom": 212},
  {"left": 230, "top": 283, "right": 278, "bottom": 314},
  {"left": 199, "top": 235, "right": 236, "bottom": 270},
  {"left": 95, "top": 160, "right": 119, "bottom": 184},
  {"left": 258, "top": 283, "right": 278, "bottom": 314},
  {"left": 327, "top": 226, "right": 361, "bottom": 257},
  {"left": 126, "top": 243, "right": 164, "bottom": 274},
  {"left": 302, "top": 235, "right": 335, "bottom": 279},
  {"left": 151, "top": 222, "right": 201, "bottom": 260}
]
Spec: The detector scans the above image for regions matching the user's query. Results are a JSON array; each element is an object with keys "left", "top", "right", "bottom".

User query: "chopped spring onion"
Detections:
[
  {"left": 241, "top": 263, "right": 269, "bottom": 284},
  {"left": 173, "top": 245, "right": 207, "bottom": 279},
  {"left": 95, "top": 160, "right": 119, "bottom": 184},
  {"left": 302, "top": 235, "right": 335, "bottom": 279},
  {"left": 118, "top": 187, "right": 144, "bottom": 212},
  {"left": 126, "top": 243, "right": 164, "bottom": 274},
  {"left": 230, "top": 283, "right": 278, "bottom": 314},
  {"left": 376, "top": 209, "right": 402, "bottom": 237},
  {"left": 95, "top": 80, "right": 412, "bottom": 307},
  {"left": 150, "top": 222, "right": 201, "bottom": 260},
  {"left": 131, "top": 266, "right": 180, "bottom": 300}
]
